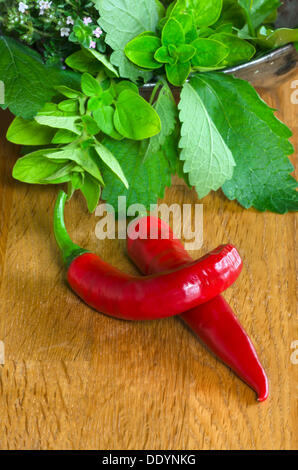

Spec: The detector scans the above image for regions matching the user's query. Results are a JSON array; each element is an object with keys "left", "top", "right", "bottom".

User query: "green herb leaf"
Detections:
[
  {"left": 163, "top": 125, "right": 190, "bottom": 185},
  {"left": 81, "top": 115, "right": 100, "bottom": 135},
  {"left": 144, "top": 83, "right": 177, "bottom": 160},
  {"left": 0, "top": 36, "right": 80, "bottom": 119},
  {"left": 214, "top": 0, "right": 245, "bottom": 29},
  {"left": 87, "top": 48, "right": 119, "bottom": 77},
  {"left": 125, "top": 34, "right": 162, "bottom": 69},
  {"left": 6, "top": 117, "right": 56, "bottom": 145},
  {"left": 51, "top": 129, "right": 78, "bottom": 144},
  {"left": 34, "top": 115, "right": 81, "bottom": 135},
  {"left": 238, "top": 0, "right": 281, "bottom": 33},
  {"left": 162, "top": 18, "right": 185, "bottom": 46},
  {"left": 96, "top": 0, "right": 162, "bottom": 82},
  {"left": 44, "top": 147, "right": 104, "bottom": 184},
  {"left": 81, "top": 73, "right": 103, "bottom": 97},
  {"left": 172, "top": 0, "right": 223, "bottom": 28},
  {"left": 177, "top": 44, "right": 196, "bottom": 63},
  {"left": 178, "top": 81, "right": 235, "bottom": 198},
  {"left": 55, "top": 85, "right": 83, "bottom": 99},
  {"left": 81, "top": 173, "right": 102, "bottom": 212},
  {"left": 106, "top": 50, "right": 152, "bottom": 83},
  {"left": 44, "top": 162, "right": 78, "bottom": 184},
  {"left": 114, "top": 81, "right": 139, "bottom": 96},
  {"left": 93, "top": 105, "right": 123, "bottom": 139},
  {"left": 165, "top": 62, "right": 191, "bottom": 86},
  {"left": 58, "top": 100, "right": 79, "bottom": 114},
  {"left": 190, "top": 73, "right": 298, "bottom": 213},
  {"left": 155, "top": 46, "right": 172, "bottom": 64},
  {"left": 101, "top": 138, "right": 171, "bottom": 211},
  {"left": 95, "top": 142, "right": 129, "bottom": 188},
  {"left": 12, "top": 150, "right": 72, "bottom": 184},
  {"left": 71, "top": 173, "right": 84, "bottom": 191},
  {"left": 37, "top": 103, "right": 69, "bottom": 117},
  {"left": 173, "top": 12, "right": 197, "bottom": 42},
  {"left": 256, "top": 26, "right": 298, "bottom": 49},
  {"left": 114, "top": 89, "right": 161, "bottom": 140},
  {"left": 209, "top": 33, "right": 255, "bottom": 66},
  {"left": 191, "top": 38, "right": 229, "bottom": 67},
  {"left": 66, "top": 49, "right": 103, "bottom": 74},
  {"left": 87, "top": 97, "right": 102, "bottom": 112}
]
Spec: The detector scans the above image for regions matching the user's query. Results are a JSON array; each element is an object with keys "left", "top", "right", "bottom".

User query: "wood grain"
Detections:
[{"left": 0, "top": 75, "right": 297, "bottom": 450}]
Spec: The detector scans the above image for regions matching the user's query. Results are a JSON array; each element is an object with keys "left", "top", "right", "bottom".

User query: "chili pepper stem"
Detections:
[{"left": 54, "top": 190, "right": 89, "bottom": 267}]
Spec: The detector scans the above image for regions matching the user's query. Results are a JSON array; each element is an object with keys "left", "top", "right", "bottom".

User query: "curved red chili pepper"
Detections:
[
  {"left": 127, "top": 216, "right": 268, "bottom": 402},
  {"left": 54, "top": 191, "right": 243, "bottom": 321}
]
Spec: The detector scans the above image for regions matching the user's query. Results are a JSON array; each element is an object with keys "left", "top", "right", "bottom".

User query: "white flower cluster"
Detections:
[
  {"left": 38, "top": 0, "right": 52, "bottom": 16},
  {"left": 13, "top": 1, "right": 103, "bottom": 52},
  {"left": 18, "top": 2, "right": 29, "bottom": 13},
  {"left": 60, "top": 27, "right": 70, "bottom": 37},
  {"left": 93, "top": 27, "right": 103, "bottom": 38}
]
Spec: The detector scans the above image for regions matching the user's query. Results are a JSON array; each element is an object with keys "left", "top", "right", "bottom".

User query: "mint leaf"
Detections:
[
  {"left": 190, "top": 73, "right": 298, "bottom": 213},
  {"left": 178, "top": 81, "right": 235, "bottom": 199},
  {"left": 96, "top": 0, "right": 162, "bottom": 82},
  {"left": 0, "top": 36, "right": 80, "bottom": 119},
  {"left": 101, "top": 138, "right": 172, "bottom": 211}
]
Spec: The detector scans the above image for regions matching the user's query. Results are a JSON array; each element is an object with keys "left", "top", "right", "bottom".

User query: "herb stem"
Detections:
[
  {"left": 244, "top": 12, "right": 256, "bottom": 37},
  {"left": 149, "top": 81, "right": 162, "bottom": 105}
]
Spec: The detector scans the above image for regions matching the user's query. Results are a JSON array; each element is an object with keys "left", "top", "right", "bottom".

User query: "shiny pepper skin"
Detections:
[
  {"left": 54, "top": 191, "right": 243, "bottom": 321},
  {"left": 127, "top": 216, "right": 269, "bottom": 401}
]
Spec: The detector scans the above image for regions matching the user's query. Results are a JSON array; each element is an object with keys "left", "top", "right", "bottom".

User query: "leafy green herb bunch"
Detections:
[
  {"left": 0, "top": 0, "right": 104, "bottom": 65},
  {"left": 2, "top": 0, "right": 298, "bottom": 215}
]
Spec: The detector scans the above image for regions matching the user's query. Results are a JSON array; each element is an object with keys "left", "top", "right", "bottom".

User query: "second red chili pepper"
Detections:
[
  {"left": 54, "top": 191, "right": 243, "bottom": 321},
  {"left": 127, "top": 216, "right": 269, "bottom": 402}
]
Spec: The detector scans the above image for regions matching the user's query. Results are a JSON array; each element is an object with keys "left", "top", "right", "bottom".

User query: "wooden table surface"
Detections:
[{"left": 0, "top": 75, "right": 297, "bottom": 450}]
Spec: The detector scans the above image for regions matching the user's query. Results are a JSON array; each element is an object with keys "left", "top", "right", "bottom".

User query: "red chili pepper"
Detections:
[
  {"left": 127, "top": 216, "right": 268, "bottom": 402},
  {"left": 54, "top": 191, "right": 243, "bottom": 321}
]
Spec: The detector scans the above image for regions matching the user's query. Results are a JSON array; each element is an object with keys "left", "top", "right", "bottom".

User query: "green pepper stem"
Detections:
[{"left": 54, "top": 190, "right": 89, "bottom": 267}]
